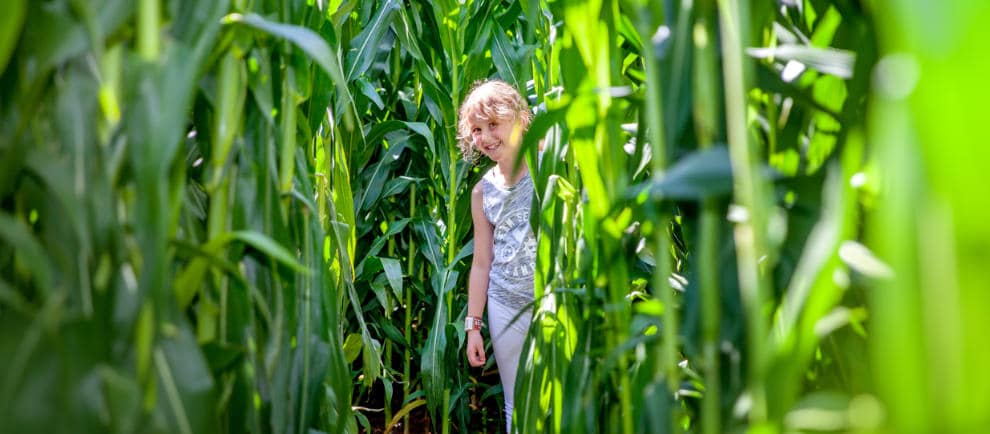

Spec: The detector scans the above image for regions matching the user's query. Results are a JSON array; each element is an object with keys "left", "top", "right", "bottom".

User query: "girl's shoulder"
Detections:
[
  {"left": 478, "top": 167, "right": 495, "bottom": 189},
  {"left": 476, "top": 167, "right": 498, "bottom": 197}
]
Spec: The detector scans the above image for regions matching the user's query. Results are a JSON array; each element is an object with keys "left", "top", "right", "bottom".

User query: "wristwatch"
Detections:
[{"left": 464, "top": 316, "right": 483, "bottom": 332}]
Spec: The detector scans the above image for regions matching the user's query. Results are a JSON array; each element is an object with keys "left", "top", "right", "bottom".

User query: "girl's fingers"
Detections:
[{"left": 468, "top": 344, "right": 485, "bottom": 366}]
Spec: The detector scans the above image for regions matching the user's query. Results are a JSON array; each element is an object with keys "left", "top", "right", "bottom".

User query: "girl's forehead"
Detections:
[
  {"left": 466, "top": 108, "right": 497, "bottom": 125},
  {"left": 467, "top": 101, "right": 510, "bottom": 118},
  {"left": 468, "top": 110, "right": 491, "bottom": 123}
]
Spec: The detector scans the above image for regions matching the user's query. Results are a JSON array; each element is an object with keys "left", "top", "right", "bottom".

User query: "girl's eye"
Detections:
[
  {"left": 489, "top": 122, "right": 497, "bottom": 129},
  {"left": 472, "top": 127, "right": 481, "bottom": 133}
]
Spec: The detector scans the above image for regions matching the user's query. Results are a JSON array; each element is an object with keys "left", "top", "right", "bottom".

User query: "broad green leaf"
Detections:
[
  {"left": 451, "top": 239, "right": 474, "bottom": 266},
  {"left": 15, "top": 0, "right": 132, "bottom": 78},
  {"left": 393, "top": 7, "right": 426, "bottom": 63},
  {"left": 632, "top": 146, "right": 735, "bottom": 201},
  {"left": 369, "top": 276, "right": 391, "bottom": 314},
  {"left": 379, "top": 257, "right": 403, "bottom": 300},
  {"left": 381, "top": 176, "right": 423, "bottom": 198},
  {"left": 412, "top": 219, "right": 443, "bottom": 272},
  {"left": 402, "top": 122, "right": 437, "bottom": 160},
  {"left": 379, "top": 320, "right": 407, "bottom": 348},
  {"left": 383, "top": 398, "right": 425, "bottom": 434},
  {"left": 354, "top": 218, "right": 411, "bottom": 278},
  {"left": 329, "top": 136, "right": 357, "bottom": 268},
  {"left": 747, "top": 44, "right": 855, "bottom": 79},
  {"left": 420, "top": 299, "right": 447, "bottom": 420},
  {"left": 0, "top": 0, "right": 26, "bottom": 74},
  {"left": 356, "top": 77, "right": 384, "bottom": 110},
  {"left": 224, "top": 12, "right": 355, "bottom": 129},
  {"left": 344, "top": 0, "right": 400, "bottom": 81},
  {"left": 154, "top": 327, "right": 217, "bottom": 434},
  {"left": 359, "top": 142, "right": 408, "bottom": 212},
  {"left": 246, "top": 47, "right": 276, "bottom": 124},
  {"left": 343, "top": 333, "right": 362, "bottom": 364},
  {"left": 0, "top": 213, "right": 55, "bottom": 295},
  {"left": 207, "top": 51, "right": 246, "bottom": 191},
  {"left": 491, "top": 23, "right": 525, "bottom": 90},
  {"left": 232, "top": 230, "right": 309, "bottom": 273},
  {"left": 225, "top": 13, "right": 346, "bottom": 88},
  {"left": 99, "top": 366, "right": 141, "bottom": 433}
]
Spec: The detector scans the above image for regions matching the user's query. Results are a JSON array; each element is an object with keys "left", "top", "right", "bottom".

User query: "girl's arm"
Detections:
[
  {"left": 466, "top": 181, "right": 494, "bottom": 367},
  {"left": 468, "top": 181, "right": 493, "bottom": 318}
]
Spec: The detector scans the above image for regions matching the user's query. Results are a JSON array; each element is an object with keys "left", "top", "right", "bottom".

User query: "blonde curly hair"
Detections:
[{"left": 456, "top": 79, "right": 532, "bottom": 164}]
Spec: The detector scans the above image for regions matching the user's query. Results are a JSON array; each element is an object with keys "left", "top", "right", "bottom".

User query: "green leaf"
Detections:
[
  {"left": 0, "top": 213, "right": 55, "bottom": 295},
  {"left": 99, "top": 366, "right": 141, "bottom": 433},
  {"left": 0, "top": 0, "right": 26, "bottom": 74},
  {"left": 393, "top": 7, "right": 426, "bottom": 63},
  {"left": 379, "top": 257, "right": 403, "bottom": 300},
  {"left": 491, "top": 23, "right": 534, "bottom": 91},
  {"left": 224, "top": 12, "right": 354, "bottom": 129},
  {"left": 359, "top": 142, "right": 408, "bottom": 212},
  {"left": 246, "top": 47, "right": 276, "bottom": 125},
  {"left": 747, "top": 44, "right": 855, "bottom": 79},
  {"left": 226, "top": 13, "right": 345, "bottom": 88},
  {"left": 343, "top": 333, "right": 362, "bottom": 364},
  {"left": 381, "top": 176, "right": 423, "bottom": 198},
  {"left": 154, "top": 327, "right": 218, "bottom": 434},
  {"left": 627, "top": 146, "right": 736, "bottom": 201},
  {"left": 356, "top": 77, "right": 385, "bottom": 110},
  {"left": 15, "top": 0, "right": 132, "bottom": 79},
  {"left": 379, "top": 321, "right": 407, "bottom": 348},
  {"left": 232, "top": 230, "right": 309, "bottom": 273},
  {"left": 344, "top": 0, "right": 400, "bottom": 81},
  {"left": 370, "top": 276, "right": 391, "bottom": 314},
  {"left": 402, "top": 122, "right": 437, "bottom": 160},
  {"left": 420, "top": 299, "right": 447, "bottom": 419},
  {"left": 412, "top": 219, "right": 443, "bottom": 272},
  {"left": 656, "top": 146, "right": 735, "bottom": 199},
  {"left": 384, "top": 398, "right": 426, "bottom": 434}
]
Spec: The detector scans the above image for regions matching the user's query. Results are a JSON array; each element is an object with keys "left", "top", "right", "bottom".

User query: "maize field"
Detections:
[{"left": 1, "top": 0, "right": 988, "bottom": 433}]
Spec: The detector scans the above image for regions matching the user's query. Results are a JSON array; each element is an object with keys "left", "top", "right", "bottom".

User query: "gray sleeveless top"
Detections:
[{"left": 481, "top": 167, "right": 537, "bottom": 311}]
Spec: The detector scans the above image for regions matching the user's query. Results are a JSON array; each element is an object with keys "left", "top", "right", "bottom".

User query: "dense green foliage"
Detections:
[{"left": 2, "top": 0, "right": 989, "bottom": 433}]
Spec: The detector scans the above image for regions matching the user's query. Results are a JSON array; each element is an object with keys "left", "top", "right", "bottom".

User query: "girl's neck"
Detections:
[{"left": 495, "top": 159, "right": 528, "bottom": 186}]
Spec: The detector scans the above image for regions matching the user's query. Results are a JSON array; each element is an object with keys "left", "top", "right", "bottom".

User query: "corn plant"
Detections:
[
  {"left": 0, "top": 0, "right": 358, "bottom": 432},
  {"left": 333, "top": 1, "right": 542, "bottom": 432},
  {"left": 514, "top": 0, "right": 885, "bottom": 433},
  {"left": 4, "top": 0, "right": 990, "bottom": 433},
  {"left": 867, "top": 0, "right": 990, "bottom": 432}
]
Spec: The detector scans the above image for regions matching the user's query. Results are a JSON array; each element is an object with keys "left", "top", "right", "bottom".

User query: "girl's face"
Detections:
[{"left": 467, "top": 112, "right": 520, "bottom": 163}]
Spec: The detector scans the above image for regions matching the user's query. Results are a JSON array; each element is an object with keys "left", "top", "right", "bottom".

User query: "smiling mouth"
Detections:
[{"left": 482, "top": 141, "right": 501, "bottom": 153}]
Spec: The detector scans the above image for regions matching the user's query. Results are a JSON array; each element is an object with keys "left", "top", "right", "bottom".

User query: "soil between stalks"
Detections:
[{"left": 358, "top": 369, "right": 505, "bottom": 433}]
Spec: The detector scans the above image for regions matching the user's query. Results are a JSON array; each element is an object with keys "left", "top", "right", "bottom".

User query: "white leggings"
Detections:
[{"left": 487, "top": 297, "right": 531, "bottom": 433}]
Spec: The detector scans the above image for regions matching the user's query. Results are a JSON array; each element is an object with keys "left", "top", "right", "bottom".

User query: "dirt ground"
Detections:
[{"left": 358, "top": 370, "right": 505, "bottom": 433}]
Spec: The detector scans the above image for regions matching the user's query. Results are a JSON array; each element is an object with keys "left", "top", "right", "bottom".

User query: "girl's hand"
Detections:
[{"left": 466, "top": 330, "right": 486, "bottom": 367}]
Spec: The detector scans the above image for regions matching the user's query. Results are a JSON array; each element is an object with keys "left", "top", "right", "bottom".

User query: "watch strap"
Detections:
[{"left": 464, "top": 316, "right": 483, "bottom": 331}]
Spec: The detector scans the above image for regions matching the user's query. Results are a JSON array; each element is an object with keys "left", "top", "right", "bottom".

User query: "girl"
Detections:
[{"left": 457, "top": 79, "right": 536, "bottom": 432}]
